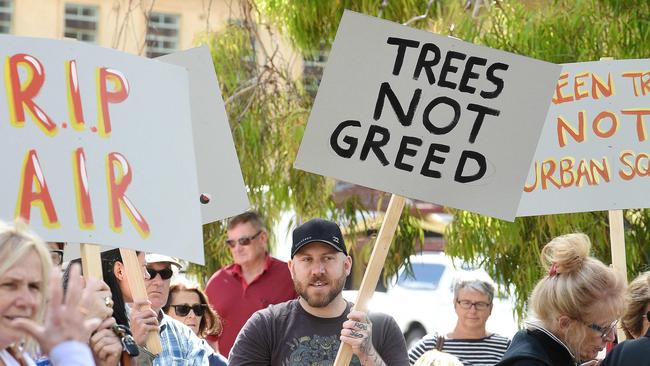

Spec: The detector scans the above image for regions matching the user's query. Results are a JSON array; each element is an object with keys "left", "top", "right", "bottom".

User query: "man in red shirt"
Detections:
[{"left": 205, "top": 211, "right": 297, "bottom": 357}]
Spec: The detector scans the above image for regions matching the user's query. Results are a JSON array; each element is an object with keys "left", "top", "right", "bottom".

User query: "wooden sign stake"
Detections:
[
  {"left": 334, "top": 194, "right": 406, "bottom": 366},
  {"left": 79, "top": 243, "right": 103, "bottom": 280},
  {"left": 608, "top": 209, "right": 628, "bottom": 342},
  {"left": 120, "top": 248, "right": 163, "bottom": 354}
]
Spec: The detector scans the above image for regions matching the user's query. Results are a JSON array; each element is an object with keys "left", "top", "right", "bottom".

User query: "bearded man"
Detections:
[{"left": 228, "top": 218, "right": 409, "bottom": 366}]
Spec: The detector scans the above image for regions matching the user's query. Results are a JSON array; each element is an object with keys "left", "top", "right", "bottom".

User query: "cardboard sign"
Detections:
[
  {"left": 294, "top": 10, "right": 561, "bottom": 221},
  {"left": 518, "top": 59, "right": 650, "bottom": 216},
  {"left": 157, "top": 46, "right": 249, "bottom": 224},
  {"left": 0, "top": 35, "right": 205, "bottom": 264}
]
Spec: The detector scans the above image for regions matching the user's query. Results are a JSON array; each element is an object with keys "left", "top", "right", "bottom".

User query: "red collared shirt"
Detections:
[{"left": 205, "top": 255, "right": 297, "bottom": 357}]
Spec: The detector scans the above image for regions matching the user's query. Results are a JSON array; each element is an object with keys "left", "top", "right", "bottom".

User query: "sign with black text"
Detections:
[{"left": 295, "top": 10, "right": 561, "bottom": 220}]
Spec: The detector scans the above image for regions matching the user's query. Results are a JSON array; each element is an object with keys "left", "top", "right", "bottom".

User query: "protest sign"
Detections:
[
  {"left": 294, "top": 10, "right": 561, "bottom": 221},
  {"left": 0, "top": 35, "right": 205, "bottom": 264},
  {"left": 157, "top": 46, "right": 249, "bottom": 224},
  {"left": 517, "top": 59, "right": 650, "bottom": 216}
]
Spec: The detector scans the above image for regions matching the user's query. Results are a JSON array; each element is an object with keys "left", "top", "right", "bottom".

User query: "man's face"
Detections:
[
  {"left": 227, "top": 222, "right": 267, "bottom": 267},
  {"left": 145, "top": 262, "right": 172, "bottom": 312},
  {"left": 288, "top": 242, "right": 351, "bottom": 308}
]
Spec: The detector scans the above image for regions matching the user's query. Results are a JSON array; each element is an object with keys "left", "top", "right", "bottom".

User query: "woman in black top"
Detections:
[
  {"left": 601, "top": 271, "right": 650, "bottom": 366},
  {"left": 497, "top": 233, "right": 626, "bottom": 366}
]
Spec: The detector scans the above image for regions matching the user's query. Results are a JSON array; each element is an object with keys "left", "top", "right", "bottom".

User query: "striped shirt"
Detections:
[{"left": 408, "top": 332, "right": 511, "bottom": 366}]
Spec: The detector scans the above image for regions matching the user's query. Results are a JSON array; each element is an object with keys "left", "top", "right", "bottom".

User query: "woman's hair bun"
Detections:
[{"left": 541, "top": 233, "right": 590, "bottom": 275}]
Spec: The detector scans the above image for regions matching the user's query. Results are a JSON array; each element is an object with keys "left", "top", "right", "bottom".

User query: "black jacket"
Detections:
[
  {"left": 601, "top": 328, "right": 650, "bottom": 366},
  {"left": 496, "top": 328, "right": 577, "bottom": 366}
]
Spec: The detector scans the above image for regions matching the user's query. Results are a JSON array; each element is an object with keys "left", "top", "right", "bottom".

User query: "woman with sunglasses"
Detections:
[
  {"left": 163, "top": 279, "right": 222, "bottom": 341},
  {"left": 496, "top": 233, "right": 626, "bottom": 366},
  {"left": 600, "top": 271, "right": 650, "bottom": 366}
]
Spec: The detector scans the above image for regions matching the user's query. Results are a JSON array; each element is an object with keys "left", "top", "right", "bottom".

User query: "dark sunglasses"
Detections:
[
  {"left": 171, "top": 303, "right": 207, "bottom": 317},
  {"left": 225, "top": 230, "right": 262, "bottom": 248},
  {"left": 146, "top": 267, "right": 173, "bottom": 280}
]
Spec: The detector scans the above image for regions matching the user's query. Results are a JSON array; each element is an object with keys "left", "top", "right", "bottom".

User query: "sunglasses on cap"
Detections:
[
  {"left": 225, "top": 230, "right": 262, "bottom": 248},
  {"left": 170, "top": 303, "right": 208, "bottom": 317},
  {"left": 146, "top": 267, "right": 173, "bottom": 280}
]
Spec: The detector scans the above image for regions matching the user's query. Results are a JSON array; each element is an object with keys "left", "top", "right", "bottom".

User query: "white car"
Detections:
[{"left": 343, "top": 252, "right": 520, "bottom": 348}]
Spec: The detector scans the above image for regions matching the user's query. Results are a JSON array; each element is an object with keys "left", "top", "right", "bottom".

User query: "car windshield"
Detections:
[{"left": 396, "top": 263, "right": 445, "bottom": 290}]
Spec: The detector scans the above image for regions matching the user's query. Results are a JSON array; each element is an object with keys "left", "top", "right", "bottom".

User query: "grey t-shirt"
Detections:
[{"left": 229, "top": 299, "right": 409, "bottom": 366}]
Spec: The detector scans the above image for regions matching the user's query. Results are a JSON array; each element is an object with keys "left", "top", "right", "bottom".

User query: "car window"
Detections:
[{"left": 397, "top": 263, "right": 445, "bottom": 290}]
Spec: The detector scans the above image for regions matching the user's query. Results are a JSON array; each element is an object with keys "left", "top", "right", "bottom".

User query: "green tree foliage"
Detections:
[
  {"left": 441, "top": 0, "right": 650, "bottom": 319},
  {"left": 187, "top": 4, "right": 423, "bottom": 284},
  {"left": 249, "top": 0, "right": 650, "bottom": 319}
]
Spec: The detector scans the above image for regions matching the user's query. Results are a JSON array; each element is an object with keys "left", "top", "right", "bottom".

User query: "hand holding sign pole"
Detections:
[
  {"left": 335, "top": 194, "right": 405, "bottom": 365},
  {"left": 294, "top": 11, "right": 560, "bottom": 365}
]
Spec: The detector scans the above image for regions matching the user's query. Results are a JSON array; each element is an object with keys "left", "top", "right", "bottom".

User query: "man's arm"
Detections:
[{"left": 228, "top": 311, "right": 273, "bottom": 366}]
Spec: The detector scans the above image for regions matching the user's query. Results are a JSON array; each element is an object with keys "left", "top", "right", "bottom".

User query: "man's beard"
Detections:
[{"left": 294, "top": 273, "right": 346, "bottom": 308}]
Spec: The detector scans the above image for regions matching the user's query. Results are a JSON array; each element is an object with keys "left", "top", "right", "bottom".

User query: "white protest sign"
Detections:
[
  {"left": 294, "top": 10, "right": 561, "bottom": 221},
  {"left": 157, "top": 46, "right": 249, "bottom": 224},
  {"left": 517, "top": 59, "right": 650, "bottom": 216},
  {"left": 0, "top": 35, "right": 205, "bottom": 264}
]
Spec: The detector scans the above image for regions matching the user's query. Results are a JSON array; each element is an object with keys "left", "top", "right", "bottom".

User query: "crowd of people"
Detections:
[{"left": 1, "top": 212, "right": 648, "bottom": 366}]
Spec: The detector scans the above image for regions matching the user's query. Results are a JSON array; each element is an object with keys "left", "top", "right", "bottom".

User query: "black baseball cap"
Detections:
[{"left": 291, "top": 218, "right": 347, "bottom": 258}]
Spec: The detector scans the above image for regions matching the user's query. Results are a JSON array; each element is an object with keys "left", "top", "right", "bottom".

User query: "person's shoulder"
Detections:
[
  {"left": 162, "top": 313, "right": 195, "bottom": 335},
  {"left": 269, "top": 256, "right": 287, "bottom": 265},
  {"left": 206, "top": 263, "right": 238, "bottom": 283},
  {"left": 487, "top": 333, "right": 512, "bottom": 344},
  {"left": 268, "top": 256, "right": 290, "bottom": 270},
  {"left": 368, "top": 310, "right": 398, "bottom": 323}
]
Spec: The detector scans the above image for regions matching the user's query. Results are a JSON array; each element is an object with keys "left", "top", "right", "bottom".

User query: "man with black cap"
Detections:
[{"left": 228, "top": 218, "right": 409, "bottom": 365}]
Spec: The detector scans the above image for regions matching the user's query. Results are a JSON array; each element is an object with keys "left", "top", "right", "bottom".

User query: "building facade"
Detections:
[{"left": 0, "top": 0, "right": 242, "bottom": 56}]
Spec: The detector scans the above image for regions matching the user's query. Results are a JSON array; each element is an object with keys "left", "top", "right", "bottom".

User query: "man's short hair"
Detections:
[{"left": 227, "top": 211, "right": 266, "bottom": 231}]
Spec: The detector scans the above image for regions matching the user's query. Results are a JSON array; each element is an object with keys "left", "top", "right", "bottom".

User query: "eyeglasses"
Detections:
[
  {"left": 146, "top": 267, "right": 173, "bottom": 280},
  {"left": 225, "top": 230, "right": 262, "bottom": 248},
  {"left": 170, "top": 303, "right": 207, "bottom": 317},
  {"left": 457, "top": 300, "right": 491, "bottom": 310},
  {"left": 49, "top": 250, "right": 64, "bottom": 266},
  {"left": 583, "top": 319, "right": 618, "bottom": 339}
]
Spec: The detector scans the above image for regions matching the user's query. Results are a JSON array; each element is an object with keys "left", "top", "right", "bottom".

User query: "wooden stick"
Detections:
[
  {"left": 119, "top": 248, "right": 163, "bottom": 354},
  {"left": 79, "top": 243, "right": 103, "bottom": 280},
  {"left": 334, "top": 194, "right": 406, "bottom": 366},
  {"left": 608, "top": 209, "right": 628, "bottom": 342}
]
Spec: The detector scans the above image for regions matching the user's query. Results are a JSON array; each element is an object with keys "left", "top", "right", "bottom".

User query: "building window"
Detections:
[
  {"left": 0, "top": 0, "right": 12, "bottom": 34},
  {"left": 64, "top": 4, "right": 98, "bottom": 42},
  {"left": 303, "top": 42, "right": 329, "bottom": 97},
  {"left": 146, "top": 12, "right": 180, "bottom": 58}
]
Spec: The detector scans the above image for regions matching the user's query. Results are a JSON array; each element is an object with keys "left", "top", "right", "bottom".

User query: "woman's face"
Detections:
[
  {"left": 0, "top": 250, "right": 43, "bottom": 348},
  {"left": 454, "top": 288, "right": 492, "bottom": 332},
  {"left": 568, "top": 311, "right": 618, "bottom": 361},
  {"left": 167, "top": 290, "right": 202, "bottom": 335}
]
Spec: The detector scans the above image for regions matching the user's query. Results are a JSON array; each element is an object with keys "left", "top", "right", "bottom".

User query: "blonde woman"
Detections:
[
  {"left": 601, "top": 271, "right": 650, "bottom": 366},
  {"left": 0, "top": 221, "right": 98, "bottom": 366},
  {"left": 496, "top": 233, "right": 626, "bottom": 366}
]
